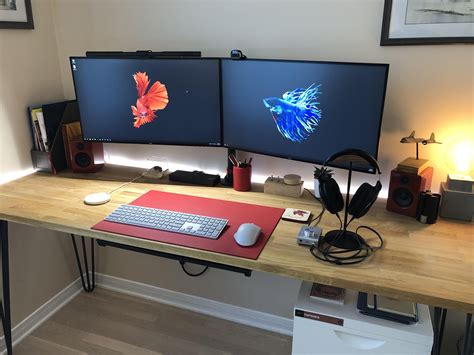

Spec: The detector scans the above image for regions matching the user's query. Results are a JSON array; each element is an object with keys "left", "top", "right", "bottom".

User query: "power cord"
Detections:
[
  {"left": 304, "top": 189, "right": 383, "bottom": 265},
  {"left": 304, "top": 188, "right": 325, "bottom": 226},
  {"left": 179, "top": 261, "right": 209, "bottom": 277},
  {"left": 310, "top": 225, "right": 383, "bottom": 265},
  {"left": 84, "top": 170, "right": 149, "bottom": 205},
  {"left": 107, "top": 166, "right": 162, "bottom": 194},
  {"left": 107, "top": 175, "right": 144, "bottom": 194}
]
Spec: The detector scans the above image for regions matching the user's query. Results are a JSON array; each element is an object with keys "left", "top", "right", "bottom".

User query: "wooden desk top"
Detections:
[{"left": 0, "top": 167, "right": 472, "bottom": 312}]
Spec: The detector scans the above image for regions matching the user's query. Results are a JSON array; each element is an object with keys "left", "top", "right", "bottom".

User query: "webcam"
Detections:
[{"left": 230, "top": 49, "right": 247, "bottom": 60}]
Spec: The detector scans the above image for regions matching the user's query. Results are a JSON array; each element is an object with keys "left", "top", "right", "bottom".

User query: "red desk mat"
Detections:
[{"left": 92, "top": 190, "right": 284, "bottom": 260}]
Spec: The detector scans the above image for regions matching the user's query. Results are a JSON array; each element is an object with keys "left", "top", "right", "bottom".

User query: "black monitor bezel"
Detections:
[
  {"left": 70, "top": 56, "right": 389, "bottom": 174},
  {"left": 69, "top": 56, "right": 223, "bottom": 148},
  {"left": 220, "top": 58, "right": 389, "bottom": 174}
]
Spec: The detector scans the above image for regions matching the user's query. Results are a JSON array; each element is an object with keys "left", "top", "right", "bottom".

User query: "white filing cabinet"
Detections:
[{"left": 292, "top": 282, "right": 433, "bottom": 355}]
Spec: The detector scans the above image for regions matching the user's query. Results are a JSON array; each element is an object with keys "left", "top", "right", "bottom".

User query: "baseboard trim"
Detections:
[
  {"left": 0, "top": 277, "right": 83, "bottom": 354},
  {"left": 96, "top": 273, "right": 293, "bottom": 336}
]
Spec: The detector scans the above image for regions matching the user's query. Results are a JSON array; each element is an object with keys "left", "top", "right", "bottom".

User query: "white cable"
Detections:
[{"left": 107, "top": 175, "right": 143, "bottom": 194}]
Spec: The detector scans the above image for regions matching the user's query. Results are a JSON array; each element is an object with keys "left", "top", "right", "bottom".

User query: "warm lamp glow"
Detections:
[
  {"left": 452, "top": 141, "right": 473, "bottom": 173},
  {"left": 445, "top": 138, "right": 474, "bottom": 175}
]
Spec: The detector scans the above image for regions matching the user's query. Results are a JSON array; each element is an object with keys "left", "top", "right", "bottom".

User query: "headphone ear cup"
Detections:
[
  {"left": 319, "top": 177, "right": 344, "bottom": 214},
  {"left": 347, "top": 182, "right": 381, "bottom": 219}
]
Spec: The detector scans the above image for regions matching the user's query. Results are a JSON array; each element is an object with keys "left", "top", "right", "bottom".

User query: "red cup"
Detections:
[{"left": 233, "top": 166, "right": 252, "bottom": 192}]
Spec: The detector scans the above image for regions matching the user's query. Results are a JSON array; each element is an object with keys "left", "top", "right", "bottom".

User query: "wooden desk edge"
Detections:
[{"left": 2, "top": 212, "right": 473, "bottom": 313}]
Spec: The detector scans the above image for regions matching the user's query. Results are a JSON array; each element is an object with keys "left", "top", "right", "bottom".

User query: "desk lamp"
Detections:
[{"left": 439, "top": 139, "right": 474, "bottom": 221}]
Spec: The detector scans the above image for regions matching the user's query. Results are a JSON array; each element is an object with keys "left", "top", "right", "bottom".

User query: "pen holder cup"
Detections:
[{"left": 233, "top": 166, "right": 252, "bottom": 192}]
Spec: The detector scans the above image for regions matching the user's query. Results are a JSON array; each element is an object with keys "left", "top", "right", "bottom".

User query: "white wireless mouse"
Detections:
[
  {"left": 84, "top": 192, "right": 111, "bottom": 205},
  {"left": 234, "top": 223, "right": 262, "bottom": 247}
]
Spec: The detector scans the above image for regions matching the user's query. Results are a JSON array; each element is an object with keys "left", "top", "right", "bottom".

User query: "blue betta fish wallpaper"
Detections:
[{"left": 263, "top": 84, "right": 322, "bottom": 143}]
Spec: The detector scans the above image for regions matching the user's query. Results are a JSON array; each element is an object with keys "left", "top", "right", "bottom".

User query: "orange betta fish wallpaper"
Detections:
[
  {"left": 131, "top": 72, "right": 169, "bottom": 128},
  {"left": 71, "top": 58, "right": 221, "bottom": 144}
]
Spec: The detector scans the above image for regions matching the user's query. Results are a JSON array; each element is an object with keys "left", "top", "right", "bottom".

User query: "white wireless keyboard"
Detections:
[{"left": 104, "top": 204, "right": 228, "bottom": 239}]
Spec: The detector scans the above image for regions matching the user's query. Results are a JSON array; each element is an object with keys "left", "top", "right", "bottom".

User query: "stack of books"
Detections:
[
  {"left": 29, "top": 107, "right": 49, "bottom": 152},
  {"left": 28, "top": 100, "right": 81, "bottom": 174},
  {"left": 396, "top": 157, "right": 430, "bottom": 175},
  {"left": 310, "top": 283, "right": 345, "bottom": 304}
]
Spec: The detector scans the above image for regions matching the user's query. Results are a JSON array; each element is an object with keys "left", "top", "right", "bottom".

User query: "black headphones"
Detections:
[{"left": 318, "top": 149, "right": 382, "bottom": 220}]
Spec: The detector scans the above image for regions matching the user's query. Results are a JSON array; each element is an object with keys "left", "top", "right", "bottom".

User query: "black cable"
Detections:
[
  {"left": 304, "top": 188, "right": 325, "bottom": 226},
  {"left": 310, "top": 224, "right": 383, "bottom": 265},
  {"left": 308, "top": 208, "right": 325, "bottom": 226},
  {"left": 302, "top": 187, "right": 383, "bottom": 264},
  {"left": 304, "top": 188, "right": 322, "bottom": 203},
  {"left": 179, "top": 261, "right": 208, "bottom": 277},
  {"left": 355, "top": 225, "right": 383, "bottom": 251}
]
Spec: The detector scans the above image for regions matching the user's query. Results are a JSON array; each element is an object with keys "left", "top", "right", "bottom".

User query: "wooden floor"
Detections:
[{"left": 15, "top": 288, "right": 292, "bottom": 355}]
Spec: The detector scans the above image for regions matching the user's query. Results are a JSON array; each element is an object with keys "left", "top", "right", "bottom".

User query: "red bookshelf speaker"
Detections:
[
  {"left": 69, "top": 139, "right": 104, "bottom": 173},
  {"left": 386, "top": 167, "right": 433, "bottom": 217}
]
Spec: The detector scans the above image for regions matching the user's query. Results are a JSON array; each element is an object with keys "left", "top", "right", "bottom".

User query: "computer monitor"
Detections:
[
  {"left": 70, "top": 57, "right": 221, "bottom": 146},
  {"left": 221, "top": 59, "right": 389, "bottom": 173}
]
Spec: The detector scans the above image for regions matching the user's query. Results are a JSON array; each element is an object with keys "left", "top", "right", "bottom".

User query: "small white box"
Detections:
[{"left": 292, "top": 282, "right": 433, "bottom": 355}]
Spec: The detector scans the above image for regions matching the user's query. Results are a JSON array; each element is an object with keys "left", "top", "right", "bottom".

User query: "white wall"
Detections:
[
  {"left": 0, "top": 0, "right": 64, "bottom": 181},
  {"left": 1, "top": 0, "right": 471, "bottom": 352},
  {"left": 53, "top": 0, "right": 473, "bottom": 193},
  {"left": 50, "top": 1, "right": 472, "bottom": 353},
  {"left": 0, "top": 0, "right": 78, "bottom": 326}
]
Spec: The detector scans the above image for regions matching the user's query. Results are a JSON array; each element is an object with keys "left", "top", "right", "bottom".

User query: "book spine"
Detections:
[
  {"left": 34, "top": 121, "right": 46, "bottom": 152},
  {"left": 62, "top": 125, "right": 72, "bottom": 169},
  {"left": 30, "top": 108, "right": 47, "bottom": 152},
  {"left": 35, "top": 111, "right": 49, "bottom": 152},
  {"left": 34, "top": 130, "right": 41, "bottom": 151},
  {"left": 28, "top": 108, "right": 39, "bottom": 150},
  {"left": 396, "top": 167, "right": 421, "bottom": 174}
]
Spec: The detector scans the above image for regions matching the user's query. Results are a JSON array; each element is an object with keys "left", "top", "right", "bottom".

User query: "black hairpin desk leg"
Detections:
[
  {"left": 432, "top": 307, "right": 447, "bottom": 355},
  {"left": 71, "top": 235, "right": 95, "bottom": 292},
  {"left": 0, "top": 221, "right": 12, "bottom": 354},
  {"left": 432, "top": 309, "right": 472, "bottom": 355},
  {"left": 462, "top": 313, "right": 472, "bottom": 355}
]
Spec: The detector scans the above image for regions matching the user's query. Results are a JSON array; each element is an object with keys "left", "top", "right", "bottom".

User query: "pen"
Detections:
[
  {"left": 248, "top": 158, "right": 253, "bottom": 166},
  {"left": 229, "top": 154, "right": 238, "bottom": 166}
]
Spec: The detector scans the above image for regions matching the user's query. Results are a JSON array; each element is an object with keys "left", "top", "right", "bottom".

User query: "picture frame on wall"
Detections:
[
  {"left": 0, "top": 0, "right": 34, "bottom": 29},
  {"left": 381, "top": 0, "right": 473, "bottom": 45}
]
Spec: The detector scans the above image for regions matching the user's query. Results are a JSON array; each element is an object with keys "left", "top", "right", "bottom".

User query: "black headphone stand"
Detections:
[
  {"left": 323, "top": 230, "right": 365, "bottom": 250},
  {"left": 323, "top": 161, "right": 366, "bottom": 250}
]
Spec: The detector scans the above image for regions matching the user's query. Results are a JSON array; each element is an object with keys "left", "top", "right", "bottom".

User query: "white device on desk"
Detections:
[
  {"left": 297, "top": 226, "right": 322, "bottom": 246},
  {"left": 292, "top": 282, "right": 433, "bottom": 355},
  {"left": 83, "top": 168, "right": 155, "bottom": 206},
  {"left": 234, "top": 223, "right": 261, "bottom": 246},
  {"left": 84, "top": 192, "right": 111, "bottom": 205}
]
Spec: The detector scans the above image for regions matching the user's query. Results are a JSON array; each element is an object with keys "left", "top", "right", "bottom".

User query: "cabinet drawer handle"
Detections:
[{"left": 334, "top": 330, "right": 386, "bottom": 350}]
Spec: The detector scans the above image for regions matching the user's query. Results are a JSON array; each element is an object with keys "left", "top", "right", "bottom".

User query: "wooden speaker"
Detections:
[
  {"left": 69, "top": 139, "right": 104, "bottom": 173},
  {"left": 386, "top": 167, "right": 433, "bottom": 217}
]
